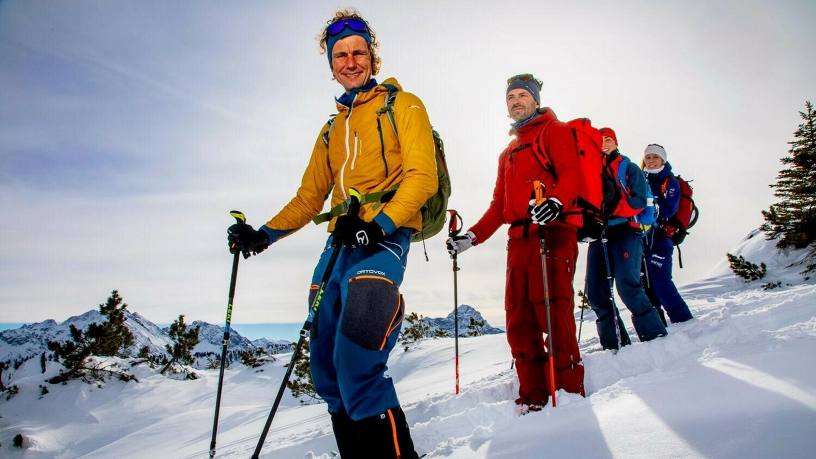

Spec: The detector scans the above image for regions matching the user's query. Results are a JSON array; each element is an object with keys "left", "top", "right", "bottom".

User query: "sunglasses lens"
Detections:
[{"left": 327, "top": 18, "right": 368, "bottom": 35}]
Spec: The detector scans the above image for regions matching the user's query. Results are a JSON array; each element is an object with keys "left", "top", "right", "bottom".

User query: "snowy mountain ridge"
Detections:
[
  {"left": 425, "top": 304, "right": 505, "bottom": 336},
  {"left": 0, "top": 310, "right": 291, "bottom": 365},
  {"left": 0, "top": 305, "right": 501, "bottom": 366}
]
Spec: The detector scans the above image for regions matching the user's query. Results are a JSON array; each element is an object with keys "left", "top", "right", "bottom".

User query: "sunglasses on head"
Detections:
[
  {"left": 327, "top": 18, "right": 369, "bottom": 36},
  {"left": 507, "top": 73, "right": 542, "bottom": 89}
]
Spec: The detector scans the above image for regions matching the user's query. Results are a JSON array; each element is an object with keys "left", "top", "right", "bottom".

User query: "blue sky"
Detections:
[{"left": 1, "top": 0, "right": 815, "bottom": 327}]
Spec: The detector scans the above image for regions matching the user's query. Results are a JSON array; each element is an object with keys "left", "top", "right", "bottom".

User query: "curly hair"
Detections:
[{"left": 318, "top": 9, "right": 381, "bottom": 75}]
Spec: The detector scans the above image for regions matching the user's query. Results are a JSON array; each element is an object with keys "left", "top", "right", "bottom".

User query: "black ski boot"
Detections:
[{"left": 357, "top": 405, "right": 419, "bottom": 459}]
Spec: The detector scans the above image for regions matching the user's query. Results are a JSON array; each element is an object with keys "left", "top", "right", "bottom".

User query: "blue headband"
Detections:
[{"left": 326, "top": 27, "right": 372, "bottom": 64}]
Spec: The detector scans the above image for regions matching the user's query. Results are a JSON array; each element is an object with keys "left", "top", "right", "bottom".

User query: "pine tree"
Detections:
[
  {"left": 286, "top": 338, "right": 320, "bottom": 404},
  {"left": 467, "top": 316, "right": 486, "bottom": 337},
  {"left": 47, "top": 290, "right": 136, "bottom": 383},
  {"left": 239, "top": 348, "right": 271, "bottom": 368},
  {"left": 161, "top": 315, "right": 201, "bottom": 375},
  {"left": 433, "top": 328, "right": 451, "bottom": 338},
  {"left": 761, "top": 101, "right": 816, "bottom": 272},
  {"left": 398, "top": 312, "right": 431, "bottom": 350},
  {"left": 726, "top": 253, "right": 767, "bottom": 282},
  {"left": 87, "top": 290, "right": 135, "bottom": 357},
  {"left": 576, "top": 290, "right": 591, "bottom": 310}
]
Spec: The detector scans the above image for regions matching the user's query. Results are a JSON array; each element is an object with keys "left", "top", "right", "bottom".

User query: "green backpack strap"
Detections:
[
  {"left": 313, "top": 85, "right": 402, "bottom": 226},
  {"left": 378, "top": 83, "right": 400, "bottom": 137},
  {"left": 312, "top": 187, "right": 399, "bottom": 224}
]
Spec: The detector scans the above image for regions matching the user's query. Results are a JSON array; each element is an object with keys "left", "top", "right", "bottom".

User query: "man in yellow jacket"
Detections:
[{"left": 227, "top": 9, "right": 435, "bottom": 459}]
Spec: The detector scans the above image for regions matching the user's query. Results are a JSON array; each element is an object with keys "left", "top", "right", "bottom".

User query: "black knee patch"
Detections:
[{"left": 341, "top": 277, "right": 402, "bottom": 351}]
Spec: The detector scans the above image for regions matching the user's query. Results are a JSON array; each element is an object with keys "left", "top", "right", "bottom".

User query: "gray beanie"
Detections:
[{"left": 506, "top": 78, "right": 541, "bottom": 105}]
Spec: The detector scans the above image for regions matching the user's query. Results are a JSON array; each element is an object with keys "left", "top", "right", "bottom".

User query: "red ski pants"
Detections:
[{"left": 505, "top": 225, "right": 584, "bottom": 403}]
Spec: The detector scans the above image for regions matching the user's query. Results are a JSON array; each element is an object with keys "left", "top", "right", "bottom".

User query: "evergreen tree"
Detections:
[
  {"left": 398, "top": 312, "right": 431, "bottom": 350},
  {"left": 576, "top": 290, "right": 591, "bottom": 310},
  {"left": 286, "top": 338, "right": 320, "bottom": 404},
  {"left": 161, "top": 315, "right": 201, "bottom": 375},
  {"left": 726, "top": 253, "right": 767, "bottom": 282},
  {"left": 47, "top": 290, "right": 136, "bottom": 383},
  {"left": 433, "top": 328, "right": 451, "bottom": 338},
  {"left": 761, "top": 101, "right": 816, "bottom": 272},
  {"left": 467, "top": 316, "right": 486, "bottom": 337},
  {"left": 239, "top": 348, "right": 271, "bottom": 368},
  {"left": 88, "top": 290, "right": 135, "bottom": 357}
]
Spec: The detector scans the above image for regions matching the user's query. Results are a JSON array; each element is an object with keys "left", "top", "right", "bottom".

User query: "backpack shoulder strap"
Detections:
[
  {"left": 322, "top": 114, "right": 337, "bottom": 146},
  {"left": 530, "top": 118, "right": 557, "bottom": 177},
  {"left": 617, "top": 156, "right": 631, "bottom": 192},
  {"left": 378, "top": 84, "right": 400, "bottom": 138}
]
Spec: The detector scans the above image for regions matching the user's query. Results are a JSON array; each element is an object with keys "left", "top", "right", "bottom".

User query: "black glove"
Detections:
[
  {"left": 333, "top": 215, "right": 385, "bottom": 247},
  {"left": 446, "top": 231, "right": 476, "bottom": 257},
  {"left": 529, "top": 198, "right": 563, "bottom": 225},
  {"left": 227, "top": 222, "right": 270, "bottom": 256}
]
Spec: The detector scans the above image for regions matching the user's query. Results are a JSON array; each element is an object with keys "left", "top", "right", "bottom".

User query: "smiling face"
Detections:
[
  {"left": 602, "top": 136, "right": 617, "bottom": 154},
  {"left": 644, "top": 153, "right": 664, "bottom": 170},
  {"left": 331, "top": 35, "right": 373, "bottom": 94},
  {"left": 506, "top": 88, "right": 538, "bottom": 123}
]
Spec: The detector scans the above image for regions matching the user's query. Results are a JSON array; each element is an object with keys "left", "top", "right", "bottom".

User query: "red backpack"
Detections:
[
  {"left": 566, "top": 118, "right": 618, "bottom": 242},
  {"left": 660, "top": 175, "right": 699, "bottom": 245},
  {"left": 530, "top": 118, "right": 618, "bottom": 242}
]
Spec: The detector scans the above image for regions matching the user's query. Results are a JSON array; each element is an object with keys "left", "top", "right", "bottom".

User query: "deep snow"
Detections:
[{"left": 1, "top": 230, "right": 815, "bottom": 458}]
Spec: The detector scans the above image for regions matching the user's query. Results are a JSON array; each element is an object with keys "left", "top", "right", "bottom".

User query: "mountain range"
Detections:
[{"left": 0, "top": 305, "right": 501, "bottom": 369}]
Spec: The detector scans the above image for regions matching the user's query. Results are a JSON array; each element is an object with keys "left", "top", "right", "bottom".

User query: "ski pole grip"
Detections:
[
  {"left": 447, "top": 209, "right": 462, "bottom": 237},
  {"left": 230, "top": 210, "right": 246, "bottom": 224},
  {"left": 533, "top": 180, "right": 546, "bottom": 206},
  {"left": 347, "top": 188, "right": 362, "bottom": 218},
  {"left": 229, "top": 210, "right": 251, "bottom": 259}
]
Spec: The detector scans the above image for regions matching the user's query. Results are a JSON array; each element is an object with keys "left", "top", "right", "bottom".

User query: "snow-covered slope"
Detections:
[{"left": 1, "top": 230, "right": 814, "bottom": 458}]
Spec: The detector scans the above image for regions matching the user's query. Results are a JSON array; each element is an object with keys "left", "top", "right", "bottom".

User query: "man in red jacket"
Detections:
[{"left": 446, "top": 74, "right": 584, "bottom": 411}]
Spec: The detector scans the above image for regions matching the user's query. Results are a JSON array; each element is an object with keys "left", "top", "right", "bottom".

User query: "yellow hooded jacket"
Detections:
[{"left": 263, "top": 78, "right": 438, "bottom": 239}]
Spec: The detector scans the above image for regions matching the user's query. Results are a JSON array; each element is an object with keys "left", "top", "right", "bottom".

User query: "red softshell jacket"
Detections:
[{"left": 470, "top": 109, "right": 580, "bottom": 242}]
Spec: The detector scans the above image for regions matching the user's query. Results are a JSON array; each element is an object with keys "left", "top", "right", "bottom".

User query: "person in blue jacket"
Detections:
[
  {"left": 584, "top": 128, "right": 668, "bottom": 351},
  {"left": 641, "top": 144, "right": 694, "bottom": 324}
]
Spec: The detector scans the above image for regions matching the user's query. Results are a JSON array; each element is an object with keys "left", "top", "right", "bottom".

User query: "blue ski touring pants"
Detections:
[{"left": 308, "top": 228, "right": 411, "bottom": 421}]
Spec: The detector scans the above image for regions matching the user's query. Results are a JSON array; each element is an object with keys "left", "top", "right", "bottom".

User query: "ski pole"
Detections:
[
  {"left": 447, "top": 209, "right": 463, "bottom": 395},
  {"left": 250, "top": 191, "right": 359, "bottom": 459},
  {"left": 600, "top": 230, "right": 623, "bottom": 352},
  {"left": 578, "top": 306, "right": 584, "bottom": 342},
  {"left": 533, "top": 181, "right": 557, "bottom": 407},
  {"left": 210, "top": 210, "right": 248, "bottom": 458}
]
